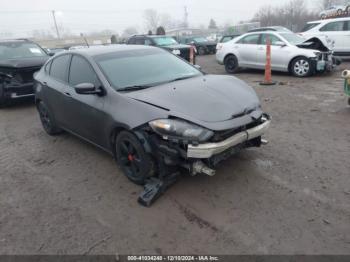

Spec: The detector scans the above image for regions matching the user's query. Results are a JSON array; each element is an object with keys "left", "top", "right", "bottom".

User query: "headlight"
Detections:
[{"left": 149, "top": 119, "right": 214, "bottom": 142}]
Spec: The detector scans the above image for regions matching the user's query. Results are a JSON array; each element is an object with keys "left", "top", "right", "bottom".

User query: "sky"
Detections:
[{"left": 0, "top": 0, "right": 317, "bottom": 37}]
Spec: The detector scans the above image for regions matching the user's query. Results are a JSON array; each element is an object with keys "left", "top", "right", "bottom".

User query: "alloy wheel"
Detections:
[
  {"left": 117, "top": 139, "right": 143, "bottom": 181},
  {"left": 38, "top": 103, "right": 52, "bottom": 132}
]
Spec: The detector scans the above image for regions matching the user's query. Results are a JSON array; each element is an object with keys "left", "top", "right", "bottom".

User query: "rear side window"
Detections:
[
  {"left": 301, "top": 23, "right": 321, "bottom": 32},
  {"left": 135, "top": 38, "right": 145, "bottom": 45},
  {"left": 50, "top": 55, "right": 71, "bottom": 82},
  {"left": 237, "top": 34, "right": 260, "bottom": 45},
  {"left": 320, "top": 21, "right": 345, "bottom": 32},
  {"left": 69, "top": 55, "right": 100, "bottom": 87}
]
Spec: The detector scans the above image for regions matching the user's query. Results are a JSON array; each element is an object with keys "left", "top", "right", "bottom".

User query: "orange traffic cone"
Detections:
[
  {"left": 260, "top": 36, "right": 276, "bottom": 86},
  {"left": 190, "top": 45, "right": 195, "bottom": 65}
]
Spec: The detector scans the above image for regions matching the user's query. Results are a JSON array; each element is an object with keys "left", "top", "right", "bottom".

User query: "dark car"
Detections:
[
  {"left": 0, "top": 39, "right": 49, "bottom": 107},
  {"left": 219, "top": 34, "right": 241, "bottom": 43},
  {"left": 34, "top": 45, "right": 270, "bottom": 205},
  {"left": 127, "top": 35, "right": 194, "bottom": 63},
  {"left": 178, "top": 36, "right": 217, "bottom": 55}
]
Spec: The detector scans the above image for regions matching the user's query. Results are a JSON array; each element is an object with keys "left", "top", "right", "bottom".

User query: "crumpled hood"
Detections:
[
  {"left": 297, "top": 36, "right": 332, "bottom": 52},
  {"left": 125, "top": 75, "right": 260, "bottom": 123},
  {"left": 0, "top": 56, "right": 49, "bottom": 69}
]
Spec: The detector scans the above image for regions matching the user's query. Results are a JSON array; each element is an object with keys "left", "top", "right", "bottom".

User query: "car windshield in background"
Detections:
[
  {"left": 279, "top": 33, "right": 305, "bottom": 45},
  {"left": 301, "top": 23, "right": 321, "bottom": 32},
  {"left": 95, "top": 48, "right": 202, "bottom": 90},
  {"left": 194, "top": 37, "right": 208, "bottom": 43},
  {"left": 0, "top": 42, "right": 47, "bottom": 60},
  {"left": 152, "top": 37, "right": 178, "bottom": 46}
]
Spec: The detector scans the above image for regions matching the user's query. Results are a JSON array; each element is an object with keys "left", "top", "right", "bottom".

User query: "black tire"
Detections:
[
  {"left": 0, "top": 83, "right": 8, "bottom": 108},
  {"left": 321, "top": 14, "right": 326, "bottom": 19},
  {"left": 115, "top": 131, "right": 155, "bottom": 185},
  {"left": 290, "top": 57, "right": 312, "bottom": 77},
  {"left": 337, "top": 9, "right": 343, "bottom": 15},
  {"left": 198, "top": 47, "right": 206, "bottom": 56},
  {"left": 37, "top": 101, "right": 63, "bottom": 135},
  {"left": 224, "top": 55, "right": 239, "bottom": 74}
]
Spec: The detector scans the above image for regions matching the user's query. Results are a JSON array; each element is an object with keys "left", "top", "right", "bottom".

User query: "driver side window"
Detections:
[
  {"left": 261, "top": 34, "right": 283, "bottom": 46},
  {"left": 69, "top": 55, "right": 101, "bottom": 88}
]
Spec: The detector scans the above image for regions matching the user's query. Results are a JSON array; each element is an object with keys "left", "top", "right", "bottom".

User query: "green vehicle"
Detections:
[{"left": 342, "top": 70, "right": 350, "bottom": 105}]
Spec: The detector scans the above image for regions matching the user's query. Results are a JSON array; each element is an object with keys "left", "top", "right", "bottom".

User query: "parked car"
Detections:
[
  {"left": 319, "top": 5, "right": 349, "bottom": 19},
  {"left": 178, "top": 36, "right": 217, "bottom": 55},
  {"left": 0, "top": 39, "right": 49, "bottom": 107},
  {"left": 34, "top": 45, "right": 270, "bottom": 192},
  {"left": 216, "top": 31, "right": 336, "bottom": 77},
  {"left": 248, "top": 26, "right": 293, "bottom": 33},
  {"left": 219, "top": 34, "right": 241, "bottom": 43},
  {"left": 127, "top": 35, "right": 194, "bottom": 63},
  {"left": 299, "top": 17, "right": 350, "bottom": 56}
]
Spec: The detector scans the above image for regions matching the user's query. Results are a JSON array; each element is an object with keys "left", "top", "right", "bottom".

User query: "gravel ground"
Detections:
[{"left": 0, "top": 55, "right": 349, "bottom": 255}]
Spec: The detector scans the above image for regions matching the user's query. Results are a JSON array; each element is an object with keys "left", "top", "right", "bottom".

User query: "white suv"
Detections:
[
  {"left": 216, "top": 31, "right": 334, "bottom": 77},
  {"left": 300, "top": 18, "right": 350, "bottom": 55}
]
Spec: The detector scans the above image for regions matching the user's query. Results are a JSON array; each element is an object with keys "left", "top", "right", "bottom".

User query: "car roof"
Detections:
[
  {"left": 65, "top": 44, "right": 158, "bottom": 57},
  {"left": 0, "top": 39, "right": 31, "bottom": 44},
  {"left": 308, "top": 17, "right": 350, "bottom": 23},
  {"left": 249, "top": 26, "right": 291, "bottom": 32}
]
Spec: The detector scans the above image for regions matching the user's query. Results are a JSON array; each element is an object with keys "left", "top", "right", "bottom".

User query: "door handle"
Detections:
[
  {"left": 64, "top": 92, "right": 72, "bottom": 97},
  {"left": 258, "top": 47, "right": 265, "bottom": 50},
  {"left": 42, "top": 81, "right": 47, "bottom": 85}
]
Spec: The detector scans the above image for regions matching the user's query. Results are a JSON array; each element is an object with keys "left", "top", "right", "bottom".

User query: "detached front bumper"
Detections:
[
  {"left": 187, "top": 115, "right": 271, "bottom": 159},
  {"left": 312, "top": 53, "right": 335, "bottom": 72},
  {"left": 4, "top": 83, "right": 35, "bottom": 99}
]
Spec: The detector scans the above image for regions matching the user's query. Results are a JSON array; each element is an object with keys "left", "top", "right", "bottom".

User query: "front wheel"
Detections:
[
  {"left": 291, "top": 57, "right": 312, "bottom": 77},
  {"left": 198, "top": 47, "right": 206, "bottom": 56},
  {"left": 224, "top": 55, "right": 239, "bottom": 74},
  {"left": 115, "top": 131, "right": 155, "bottom": 185}
]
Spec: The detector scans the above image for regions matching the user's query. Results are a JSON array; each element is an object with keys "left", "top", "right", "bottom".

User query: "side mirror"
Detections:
[
  {"left": 74, "top": 83, "right": 103, "bottom": 95},
  {"left": 48, "top": 52, "right": 55, "bottom": 56},
  {"left": 275, "top": 41, "right": 286, "bottom": 47}
]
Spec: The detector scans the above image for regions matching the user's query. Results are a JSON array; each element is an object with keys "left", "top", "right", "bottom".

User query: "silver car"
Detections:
[{"left": 216, "top": 31, "right": 335, "bottom": 77}]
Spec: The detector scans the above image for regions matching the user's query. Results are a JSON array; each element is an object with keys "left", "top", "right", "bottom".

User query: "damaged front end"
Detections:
[
  {"left": 297, "top": 37, "right": 340, "bottom": 73},
  {"left": 0, "top": 66, "right": 41, "bottom": 99},
  {"left": 136, "top": 112, "right": 271, "bottom": 178},
  {"left": 135, "top": 112, "right": 271, "bottom": 206}
]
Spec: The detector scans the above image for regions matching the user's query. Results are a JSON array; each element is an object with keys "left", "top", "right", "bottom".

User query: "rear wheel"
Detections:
[
  {"left": 224, "top": 55, "right": 239, "bottom": 74},
  {"left": 37, "top": 101, "right": 63, "bottom": 135},
  {"left": 198, "top": 47, "right": 206, "bottom": 55},
  {"left": 115, "top": 131, "right": 155, "bottom": 185},
  {"left": 291, "top": 57, "right": 312, "bottom": 77},
  {"left": 337, "top": 9, "right": 343, "bottom": 15}
]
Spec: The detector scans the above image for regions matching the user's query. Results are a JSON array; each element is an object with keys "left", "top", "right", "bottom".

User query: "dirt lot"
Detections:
[{"left": 0, "top": 55, "right": 349, "bottom": 255}]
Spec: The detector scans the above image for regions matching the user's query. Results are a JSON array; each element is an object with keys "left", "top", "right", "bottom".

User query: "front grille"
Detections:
[
  {"left": 15, "top": 67, "right": 41, "bottom": 83},
  {"left": 210, "top": 119, "right": 262, "bottom": 142}
]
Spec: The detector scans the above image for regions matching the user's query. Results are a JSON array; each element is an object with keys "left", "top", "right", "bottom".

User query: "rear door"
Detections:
[
  {"left": 64, "top": 55, "right": 107, "bottom": 147},
  {"left": 234, "top": 34, "right": 260, "bottom": 67}
]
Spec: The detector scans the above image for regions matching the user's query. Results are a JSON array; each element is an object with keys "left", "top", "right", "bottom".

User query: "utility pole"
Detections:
[
  {"left": 51, "top": 10, "right": 60, "bottom": 39},
  {"left": 183, "top": 6, "right": 188, "bottom": 28}
]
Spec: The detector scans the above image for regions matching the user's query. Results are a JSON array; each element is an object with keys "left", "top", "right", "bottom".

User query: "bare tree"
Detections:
[
  {"left": 144, "top": 9, "right": 160, "bottom": 32},
  {"left": 252, "top": 0, "right": 319, "bottom": 32}
]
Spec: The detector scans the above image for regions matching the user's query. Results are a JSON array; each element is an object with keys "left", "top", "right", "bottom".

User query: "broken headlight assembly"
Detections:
[{"left": 149, "top": 119, "right": 214, "bottom": 142}]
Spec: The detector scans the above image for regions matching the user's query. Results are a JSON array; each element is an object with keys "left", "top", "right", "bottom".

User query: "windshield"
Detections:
[
  {"left": 95, "top": 48, "right": 202, "bottom": 90},
  {"left": 152, "top": 37, "right": 178, "bottom": 46},
  {"left": 193, "top": 37, "right": 208, "bottom": 43},
  {"left": 0, "top": 42, "right": 47, "bottom": 60},
  {"left": 301, "top": 23, "right": 320, "bottom": 32},
  {"left": 279, "top": 33, "right": 305, "bottom": 45}
]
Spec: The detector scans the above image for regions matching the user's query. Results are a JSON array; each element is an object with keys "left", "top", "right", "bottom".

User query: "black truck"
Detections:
[
  {"left": 127, "top": 35, "right": 195, "bottom": 63},
  {"left": 0, "top": 39, "right": 49, "bottom": 107}
]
